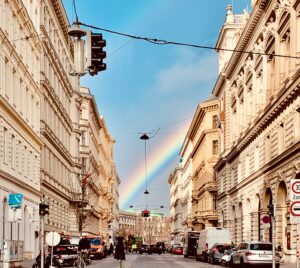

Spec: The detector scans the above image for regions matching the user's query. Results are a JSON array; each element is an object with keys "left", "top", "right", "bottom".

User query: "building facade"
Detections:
[
  {"left": 178, "top": 140, "right": 194, "bottom": 233},
  {"left": 78, "top": 87, "right": 102, "bottom": 235},
  {"left": 39, "top": 0, "right": 81, "bottom": 238},
  {"left": 98, "top": 117, "right": 115, "bottom": 240},
  {"left": 0, "top": 0, "right": 42, "bottom": 260},
  {"left": 189, "top": 98, "right": 219, "bottom": 230},
  {"left": 214, "top": 0, "right": 300, "bottom": 263},
  {"left": 168, "top": 167, "right": 184, "bottom": 243}
]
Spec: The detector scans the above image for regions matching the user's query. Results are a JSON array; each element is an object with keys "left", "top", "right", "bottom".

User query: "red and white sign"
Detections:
[
  {"left": 291, "top": 179, "right": 300, "bottom": 201},
  {"left": 290, "top": 201, "right": 300, "bottom": 217},
  {"left": 290, "top": 179, "right": 300, "bottom": 224},
  {"left": 262, "top": 215, "right": 270, "bottom": 224}
]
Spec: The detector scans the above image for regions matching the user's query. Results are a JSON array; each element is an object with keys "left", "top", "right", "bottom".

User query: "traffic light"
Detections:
[
  {"left": 39, "top": 203, "right": 49, "bottom": 216},
  {"left": 86, "top": 32, "right": 106, "bottom": 76},
  {"left": 141, "top": 209, "right": 150, "bottom": 217},
  {"left": 267, "top": 204, "right": 274, "bottom": 217}
]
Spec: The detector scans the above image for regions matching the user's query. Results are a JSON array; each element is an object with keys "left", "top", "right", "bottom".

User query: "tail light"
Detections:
[
  {"left": 245, "top": 251, "right": 256, "bottom": 256},
  {"left": 57, "top": 247, "right": 66, "bottom": 251}
]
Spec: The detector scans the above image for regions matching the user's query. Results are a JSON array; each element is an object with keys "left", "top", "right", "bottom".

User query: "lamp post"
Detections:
[{"left": 140, "top": 134, "right": 150, "bottom": 200}]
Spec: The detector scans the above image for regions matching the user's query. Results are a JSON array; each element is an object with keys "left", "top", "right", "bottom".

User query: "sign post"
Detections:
[{"left": 290, "top": 179, "right": 300, "bottom": 268}]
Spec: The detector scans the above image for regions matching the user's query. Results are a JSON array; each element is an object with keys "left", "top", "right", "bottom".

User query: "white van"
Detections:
[{"left": 196, "top": 227, "right": 231, "bottom": 262}]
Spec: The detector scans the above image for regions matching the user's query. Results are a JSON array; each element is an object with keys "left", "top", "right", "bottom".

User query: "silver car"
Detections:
[{"left": 231, "top": 241, "right": 280, "bottom": 268}]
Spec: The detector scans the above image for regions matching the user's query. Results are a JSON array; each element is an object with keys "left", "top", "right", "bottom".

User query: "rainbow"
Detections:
[{"left": 120, "top": 122, "right": 190, "bottom": 209}]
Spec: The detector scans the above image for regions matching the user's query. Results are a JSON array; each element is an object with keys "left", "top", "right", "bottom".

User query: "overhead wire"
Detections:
[{"left": 78, "top": 22, "right": 300, "bottom": 60}]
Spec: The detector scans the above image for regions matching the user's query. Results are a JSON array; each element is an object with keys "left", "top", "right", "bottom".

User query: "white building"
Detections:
[
  {"left": 214, "top": 1, "right": 300, "bottom": 263},
  {"left": 0, "top": 0, "right": 42, "bottom": 260}
]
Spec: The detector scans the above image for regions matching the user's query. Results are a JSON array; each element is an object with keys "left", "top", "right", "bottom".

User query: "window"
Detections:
[
  {"left": 81, "top": 130, "right": 87, "bottom": 146},
  {"left": 212, "top": 115, "right": 218, "bottom": 128},
  {"left": 81, "top": 158, "right": 87, "bottom": 175},
  {"left": 212, "top": 140, "right": 218, "bottom": 155},
  {"left": 3, "top": 127, "right": 8, "bottom": 164},
  {"left": 11, "top": 134, "right": 15, "bottom": 169}
]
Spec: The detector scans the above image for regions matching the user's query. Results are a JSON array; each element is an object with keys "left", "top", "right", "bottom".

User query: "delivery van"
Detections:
[
  {"left": 196, "top": 227, "right": 231, "bottom": 262},
  {"left": 183, "top": 231, "right": 200, "bottom": 258}
]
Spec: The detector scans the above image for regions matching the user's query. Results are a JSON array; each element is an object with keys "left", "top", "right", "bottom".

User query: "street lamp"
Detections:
[{"left": 140, "top": 134, "right": 150, "bottom": 196}]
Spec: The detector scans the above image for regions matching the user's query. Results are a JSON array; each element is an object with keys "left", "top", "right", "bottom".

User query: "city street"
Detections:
[
  {"left": 89, "top": 254, "right": 220, "bottom": 268},
  {"left": 21, "top": 253, "right": 296, "bottom": 268}
]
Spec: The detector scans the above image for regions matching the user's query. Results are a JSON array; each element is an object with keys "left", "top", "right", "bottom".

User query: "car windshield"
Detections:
[
  {"left": 90, "top": 238, "right": 101, "bottom": 245},
  {"left": 250, "top": 244, "right": 272, "bottom": 251}
]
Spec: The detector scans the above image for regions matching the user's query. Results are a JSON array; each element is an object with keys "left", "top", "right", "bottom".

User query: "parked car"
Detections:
[
  {"left": 138, "top": 244, "right": 149, "bottom": 254},
  {"left": 48, "top": 244, "right": 78, "bottom": 267},
  {"left": 172, "top": 246, "right": 183, "bottom": 255},
  {"left": 168, "top": 243, "right": 180, "bottom": 253},
  {"left": 156, "top": 242, "right": 166, "bottom": 253},
  {"left": 231, "top": 241, "right": 280, "bottom": 268},
  {"left": 183, "top": 231, "right": 200, "bottom": 258},
  {"left": 148, "top": 244, "right": 162, "bottom": 254},
  {"left": 207, "top": 243, "right": 232, "bottom": 264},
  {"left": 196, "top": 227, "right": 231, "bottom": 262}
]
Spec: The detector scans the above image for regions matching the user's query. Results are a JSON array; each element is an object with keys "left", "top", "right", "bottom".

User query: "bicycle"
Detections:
[{"left": 73, "top": 250, "right": 88, "bottom": 268}]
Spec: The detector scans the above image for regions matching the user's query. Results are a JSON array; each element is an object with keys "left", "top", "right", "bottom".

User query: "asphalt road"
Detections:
[{"left": 90, "top": 253, "right": 220, "bottom": 268}]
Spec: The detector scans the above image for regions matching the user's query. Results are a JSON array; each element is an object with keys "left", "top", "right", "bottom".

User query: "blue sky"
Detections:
[{"left": 63, "top": 0, "right": 251, "bottom": 213}]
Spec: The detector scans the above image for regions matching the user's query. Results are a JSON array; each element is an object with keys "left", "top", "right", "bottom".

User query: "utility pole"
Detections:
[{"left": 40, "top": 197, "right": 45, "bottom": 268}]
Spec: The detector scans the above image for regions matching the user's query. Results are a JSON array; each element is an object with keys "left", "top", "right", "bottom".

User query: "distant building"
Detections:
[{"left": 189, "top": 98, "right": 219, "bottom": 230}]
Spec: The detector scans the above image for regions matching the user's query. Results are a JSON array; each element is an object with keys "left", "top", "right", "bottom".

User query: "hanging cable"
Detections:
[
  {"left": 78, "top": 22, "right": 300, "bottom": 60},
  {"left": 72, "top": 0, "right": 79, "bottom": 23}
]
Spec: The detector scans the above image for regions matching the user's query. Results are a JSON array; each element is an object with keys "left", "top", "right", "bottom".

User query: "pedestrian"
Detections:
[
  {"left": 109, "top": 242, "right": 114, "bottom": 256},
  {"left": 114, "top": 237, "right": 126, "bottom": 268}
]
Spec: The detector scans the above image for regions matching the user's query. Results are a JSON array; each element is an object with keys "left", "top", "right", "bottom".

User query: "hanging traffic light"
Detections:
[
  {"left": 141, "top": 209, "right": 150, "bottom": 217},
  {"left": 39, "top": 203, "right": 49, "bottom": 216},
  {"left": 86, "top": 31, "right": 106, "bottom": 76}
]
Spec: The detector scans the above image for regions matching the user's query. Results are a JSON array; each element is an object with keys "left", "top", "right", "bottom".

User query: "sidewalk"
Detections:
[{"left": 282, "top": 264, "right": 296, "bottom": 268}]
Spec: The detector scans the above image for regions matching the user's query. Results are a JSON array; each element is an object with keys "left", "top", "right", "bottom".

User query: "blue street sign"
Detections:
[{"left": 8, "top": 193, "right": 23, "bottom": 208}]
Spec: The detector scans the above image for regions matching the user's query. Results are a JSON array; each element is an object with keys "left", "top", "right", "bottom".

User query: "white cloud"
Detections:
[{"left": 155, "top": 49, "right": 218, "bottom": 93}]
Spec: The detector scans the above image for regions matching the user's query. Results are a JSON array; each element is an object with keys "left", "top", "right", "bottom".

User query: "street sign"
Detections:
[
  {"left": 291, "top": 179, "right": 300, "bottom": 201},
  {"left": 290, "top": 202, "right": 300, "bottom": 216},
  {"left": 46, "top": 232, "right": 60, "bottom": 246},
  {"left": 8, "top": 193, "right": 23, "bottom": 208},
  {"left": 262, "top": 215, "right": 270, "bottom": 224}
]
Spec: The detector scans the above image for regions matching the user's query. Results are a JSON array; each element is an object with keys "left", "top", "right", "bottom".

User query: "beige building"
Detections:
[
  {"left": 118, "top": 210, "right": 169, "bottom": 244},
  {"left": 214, "top": 1, "right": 300, "bottom": 263},
  {"left": 98, "top": 117, "right": 115, "bottom": 239},
  {"left": 78, "top": 87, "right": 102, "bottom": 235},
  {"left": 0, "top": 0, "right": 42, "bottom": 260},
  {"left": 168, "top": 167, "right": 185, "bottom": 243},
  {"left": 189, "top": 98, "right": 219, "bottom": 230},
  {"left": 109, "top": 168, "right": 121, "bottom": 243},
  {"left": 178, "top": 140, "right": 193, "bottom": 233},
  {"left": 39, "top": 0, "right": 81, "bottom": 237}
]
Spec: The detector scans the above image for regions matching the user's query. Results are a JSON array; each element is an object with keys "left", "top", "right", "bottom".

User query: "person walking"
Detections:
[
  {"left": 109, "top": 242, "right": 114, "bottom": 256},
  {"left": 114, "top": 237, "right": 126, "bottom": 268}
]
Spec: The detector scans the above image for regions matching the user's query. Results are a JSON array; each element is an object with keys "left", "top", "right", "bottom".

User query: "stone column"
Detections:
[{"left": 251, "top": 212, "right": 259, "bottom": 241}]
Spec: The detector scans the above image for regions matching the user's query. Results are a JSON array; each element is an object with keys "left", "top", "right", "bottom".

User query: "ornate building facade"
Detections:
[
  {"left": 0, "top": 0, "right": 42, "bottom": 260},
  {"left": 214, "top": 0, "right": 300, "bottom": 263},
  {"left": 189, "top": 98, "right": 219, "bottom": 230},
  {"left": 39, "top": 0, "right": 81, "bottom": 237},
  {"left": 98, "top": 117, "right": 115, "bottom": 239},
  {"left": 78, "top": 87, "right": 102, "bottom": 235}
]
